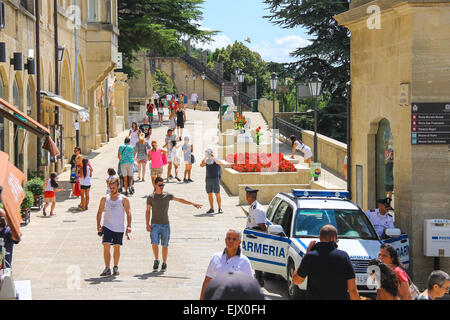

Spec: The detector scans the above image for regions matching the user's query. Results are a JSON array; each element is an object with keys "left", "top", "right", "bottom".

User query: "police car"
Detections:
[{"left": 242, "top": 190, "right": 410, "bottom": 299}]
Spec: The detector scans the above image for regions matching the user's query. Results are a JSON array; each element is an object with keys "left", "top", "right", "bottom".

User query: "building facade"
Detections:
[
  {"left": 0, "top": 0, "right": 129, "bottom": 177},
  {"left": 335, "top": 0, "right": 450, "bottom": 286}
]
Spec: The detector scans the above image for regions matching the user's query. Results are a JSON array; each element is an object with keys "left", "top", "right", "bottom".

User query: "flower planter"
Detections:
[
  {"left": 32, "top": 195, "right": 44, "bottom": 210},
  {"left": 21, "top": 208, "right": 31, "bottom": 225}
]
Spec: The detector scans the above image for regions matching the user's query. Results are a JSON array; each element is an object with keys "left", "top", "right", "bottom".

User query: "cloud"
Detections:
[
  {"left": 251, "top": 35, "right": 312, "bottom": 63},
  {"left": 194, "top": 34, "right": 233, "bottom": 52}
]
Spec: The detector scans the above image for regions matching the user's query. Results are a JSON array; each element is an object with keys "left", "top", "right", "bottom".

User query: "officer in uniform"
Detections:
[
  {"left": 365, "top": 198, "right": 394, "bottom": 238},
  {"left": 245, "top": 187, "right": 267, "bottom": 232}
]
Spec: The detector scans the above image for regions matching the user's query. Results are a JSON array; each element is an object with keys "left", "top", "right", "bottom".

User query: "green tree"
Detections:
[
  {"left": 263, "top": 0, "right": 350, "bottom": 142},
  {"left": 152, "top": 69, "right": 178, "bottom": 97},
  {"left": 118, "top": 0, "right": 216, "bottom": 77}
]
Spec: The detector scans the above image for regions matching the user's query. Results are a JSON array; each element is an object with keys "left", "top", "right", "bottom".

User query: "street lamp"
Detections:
[
  {"left": 185, "top": 75, "right": 189, "bottom": 93},
  {"left": 201, "top": 72, "right": 206, "bottom": 102},
  {"left": 237, "top": 71, "right": 245, "bottom": 116},
  {"left": 308, "top": 72, "right": 323, "bottom": 181},
  {"left": 192, "top": 73, "right": 197, "bottom": 91},
  {"left": 269, "top": 72, "right": 278, "bottom": 130}
]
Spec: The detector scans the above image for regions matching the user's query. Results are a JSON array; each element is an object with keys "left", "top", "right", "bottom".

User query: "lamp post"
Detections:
[
  {"left": 237, "top": 71, "right": 245, "bottom": 116},
  {"left": 308, "top": 72, "right": 323, "bottom": 181},
  {"left": 192, "top": 73, "right": 196, "bottom": 91},
  {"left": 185, "top": 75, "right": 189, "bottom": 93},
  {"left": 201, "top": 72, "right": 206, "bottom": 102},
  {"left": 269, "top": 72, "right": 278, "bottom": 130}
]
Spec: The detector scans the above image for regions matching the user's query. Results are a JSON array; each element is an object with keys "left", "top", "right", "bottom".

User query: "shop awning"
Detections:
[
  {"left": 41, "top": 91, "right": 89, "bottom": 122},
  {"left": 0, "top": 98, "right": 59, "bottom": 157},
  {"left": 0, "top": 151, "right": 26, "bottom": 241}
]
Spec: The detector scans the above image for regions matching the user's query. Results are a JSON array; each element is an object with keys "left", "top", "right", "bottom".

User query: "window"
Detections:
[
  {"left": 266, "top": 197, "right": 281, "bottom": 220},
  {"left": 293, "top": 209, "right": 378, "bottom": 240},
  {"left": 376, "top": 119, "right": 394, "bottom": 202},
  {"left": 26, "top": 83, "right": 32, "bottom": 115},
  {"left": 272, "top": 201, "right": 289, "bottom": 226},
  {"left": 88, "top": 0, "right": 100, "bottom": 22},
  {"left": 13, "top": 80, "right": 19, "bottom": 107}
]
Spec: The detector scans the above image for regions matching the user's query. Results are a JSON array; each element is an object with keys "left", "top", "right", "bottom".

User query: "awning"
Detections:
[
  {"left": 0, "top": 151, "right": 26, "bottom": 241},
  {"left": 0, "top": 98, "right": 60, "bottom": 157},
  {"left": 41, "top": 91, "right": 89, "bottom": 122}
]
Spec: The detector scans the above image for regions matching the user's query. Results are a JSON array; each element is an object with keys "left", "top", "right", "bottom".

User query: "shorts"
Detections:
[
  {"left": 205, "top": 177, "right": 220, "bottom": 194},
  {"left": 150, "top": 224, "right": 170, "bottom": 247},
  {"left": 102, "top": 226, "right": 124, "bottom": 246},
  {"left": 177, "top": 122, "right": 184, "bottom": 129},
  {"left": 158, "top": 109, "right": 164, "bottom": 115},
  {"left": 147, "top": 112, "right": 153, "bottom": 117},
  {"left": 138, "top": 159, "right": 147, "bottom": 164},
  {"left": 120, "top": 163, "right": 134, "bottom": 177},
  {"left": 151, "top": 167, "right": 163, "bottom": 176},
  {"left": 44, "top": 191, "right": 55, "bottom": 199},
  {"left": 81, "top": 185, "right": 91, "bottom": 190}
]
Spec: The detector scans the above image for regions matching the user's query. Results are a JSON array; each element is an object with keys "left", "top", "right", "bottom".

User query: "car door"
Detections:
[
  {"left": 381, "top": 234, "right": 410, "bottom": 268},
  {"left": 242, "top": 198, "right": 290, "bottom": 275}
]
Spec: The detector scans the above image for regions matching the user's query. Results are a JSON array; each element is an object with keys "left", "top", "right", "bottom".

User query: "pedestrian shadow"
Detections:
[
  {"left": 133, "top": 272, "right": 190, "bottom": 280},
  {"left": 193, "top": 212, "right": 219, "bottom": 218},
  {"left": 68, "top": 207, "right": 81, "bottom": 213},
  {"left": 84, "top": 276, "right": 122, "bottom": 285}
]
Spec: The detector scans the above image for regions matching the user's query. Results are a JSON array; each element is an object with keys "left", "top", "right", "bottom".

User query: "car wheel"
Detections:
[{"left": 287, "top": 261, "right": 304, "bottom": 300}]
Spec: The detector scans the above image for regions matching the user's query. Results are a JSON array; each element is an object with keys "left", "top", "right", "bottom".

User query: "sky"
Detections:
[{"left": 194, "top": 0, "right": 311, "bottom": 63}]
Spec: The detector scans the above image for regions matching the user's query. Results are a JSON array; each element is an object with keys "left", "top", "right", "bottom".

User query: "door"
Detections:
[
  {"left": 381, "top": 234, "right": 410, "bottom": 269},
  {"left": 242, "top": 200, "right": 291, "bottom": 275}
]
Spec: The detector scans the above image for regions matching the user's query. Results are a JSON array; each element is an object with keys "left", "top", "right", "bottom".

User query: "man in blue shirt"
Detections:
[{"left": 293, "top": 225, "right": 360, "bottom": 300}]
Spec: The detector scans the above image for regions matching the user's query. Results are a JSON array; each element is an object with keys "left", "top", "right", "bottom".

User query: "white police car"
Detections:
[{"left": 242, "top": 190, "right": 410, "bottom": 299}]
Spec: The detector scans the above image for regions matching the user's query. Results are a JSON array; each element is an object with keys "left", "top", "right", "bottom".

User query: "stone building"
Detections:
[
  {"left": 0, "top": 0, "right": 129, "bottom": 177},
  {"left": 335, "top": 0, "right": 450, "bottom": 286}
]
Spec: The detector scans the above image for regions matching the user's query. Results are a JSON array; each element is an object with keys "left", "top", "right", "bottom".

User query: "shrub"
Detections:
[
  {"left": 25, "top": 177, "right": 45, "bottom": 196},
  {"left": 21, "top": 190, "right": 34, "bottom": 210}
]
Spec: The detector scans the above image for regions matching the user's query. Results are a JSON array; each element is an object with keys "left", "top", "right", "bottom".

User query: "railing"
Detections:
[{"left": 274, "top": 117, "right": 303, "bottom": 141}]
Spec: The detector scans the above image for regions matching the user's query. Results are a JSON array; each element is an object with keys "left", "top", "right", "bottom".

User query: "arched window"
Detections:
[
  {"left": 27, "top": 83, "right": 32, "bottom": 115},
  {"left": 13, "top": 79, "right": 20, "bottom": 107},
  {"left": 376, "top": 119, "right": 394, "bottom": 202}
]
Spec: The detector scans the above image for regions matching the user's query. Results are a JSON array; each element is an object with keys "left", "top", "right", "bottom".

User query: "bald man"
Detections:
[{"left": 293, "top": 225, "right": 360, "bottom": 300}]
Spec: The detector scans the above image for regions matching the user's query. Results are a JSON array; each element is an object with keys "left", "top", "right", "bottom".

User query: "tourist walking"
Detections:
[
  {"left": 200, "top": 229, "right": 254, "bottom": 300},
  {"left": 139, "top": 118, "right": 152, "bottom": 145},
  {"left": 146, "top": 103, "right": 154, "bottom": 125},
  {"left": 96, "top": 177, "right": 132, "bottom": 277},
  {"left": 157, "top": 98, "right": 164, "bottom": 126},
  {"left": 43, "top": 172, "right": 64, "bottom": 216},
  {"left": 163, "top": 129, "right": 177, "bottom": 182},
  {"left": 106, "top": 168, "right": 116, "bottom": 195},
  {"left": 293, "top": 225, "right": 360, "bottom": 300},
  {"left": 289, "top": 135, "right": 312, "bottom": 167},
  {"left": 145, "top": 177, "right": 202, "bottom": 272},
  {"left": 191, "top": 92, "right": 198, "bottom": 110},
  {"left": 377, "top": 243, "right": 412, "bottom": 300},
  {"left": 135, "top": 133, "right": 149, "bottom": 182},
  {"left": 200, "top": 148, "right": 223, "bottom": 214},
  {"left": 418, "top": 270, "right": 450, "bottom": 300},
  {"left": 153, "top": 91, "right": 159, "bottom": 109},
  {"left": 79, "top": 158, "right": 93, "bottom": 211},
  {"left": 128, "top": 122, "right": 141, "bottom": 148},
  {"left": 169, "top": 139, "right": 182, "bottom": 182},
  {"left": 168, "top": 108, "right": 177, "bottom": 131},
  {"left": 118, "top": 137, "right": 135, "bottom": 196},
  {"left": 69, "top": 147, "right": 81, "bottom": 198},
  {"left": 182, "top": 137, "right": 194, "bottom": 183},
  {"left": 368, "top": 259, "right": 400, "bottom": 300},
  {"left": 176, "top": 104, "right": 186, "bottom": 138},
  {"left": 148, "top": 140, "right": 167, "bottom": 189}
]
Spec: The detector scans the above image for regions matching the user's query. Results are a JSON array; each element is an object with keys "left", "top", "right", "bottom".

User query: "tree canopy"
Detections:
[{"left": 118, "top": 0, "right": 216, "bottom": 77}]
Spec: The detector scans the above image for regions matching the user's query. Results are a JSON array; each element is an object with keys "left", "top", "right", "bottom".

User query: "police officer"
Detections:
[
  {"left": 365, "top": 198, "right": 394, "bottom": 238},
  {"left": 245, "top": 187, "right": 267, "bottom": 232}
]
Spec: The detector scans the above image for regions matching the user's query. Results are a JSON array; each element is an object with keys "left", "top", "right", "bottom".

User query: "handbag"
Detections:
[
  {"left": 190, "top": 154, "right": 196, "bottom": 164},
  {"left": 73, "top": 181, "right": 81, "bottom": 197},
  {"left": 162, "top": 152, "right": 168, "bottom": 165},
  {"left": 133, "top": 162, "right": 138, "bottom": 173},
  {"left": 407, "top": 274, "right": 421, "bottom": 300}
]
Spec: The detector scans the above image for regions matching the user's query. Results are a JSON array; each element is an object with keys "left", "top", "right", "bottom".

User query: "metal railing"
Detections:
[{"left": 274, "top": 117, "right": 303, "bottom": 141}]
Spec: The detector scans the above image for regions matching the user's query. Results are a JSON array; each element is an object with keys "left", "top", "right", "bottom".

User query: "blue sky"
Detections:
[{"left": 194, "top": 0, "right": 311, "bottom": 63}]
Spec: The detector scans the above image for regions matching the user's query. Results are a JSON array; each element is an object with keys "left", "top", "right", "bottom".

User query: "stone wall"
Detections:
[{"left": 257, "top": 98, "right": 279, "bottom": 128}]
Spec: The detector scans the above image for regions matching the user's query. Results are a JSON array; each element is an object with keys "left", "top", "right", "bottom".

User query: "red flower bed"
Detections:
[{"left": 225, "top": 153, "right": 296, "bottom": 173}]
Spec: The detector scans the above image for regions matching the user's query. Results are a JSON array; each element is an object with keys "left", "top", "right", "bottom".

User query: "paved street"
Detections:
[{"left": 12, "top": 109, "right": 295, "bottom": 300}]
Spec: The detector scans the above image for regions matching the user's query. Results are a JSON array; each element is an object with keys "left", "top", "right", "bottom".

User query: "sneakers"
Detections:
[
  {"left": 169, "top": 175, "right": 173, "bottom": 179},
  {"left": 161, "top": 262, "right": 167, "bottom": 272},
  {"left": 206, "top": 208, "right": 214, "bottom": 214},
  {"left": 100, "top": 267, "right": 111, "bottom": 277},
  {"left": 43, "top": 209, "right": 47, "bottom": 216},
  {"left": 218, "top": 208, "right": 223, "bottom": 214},
  {"left": 183, "top": 178, "right": 188, "bottom": 183},
  {"left": 153, "top": 260, "right": 160, "bottom": 271},
  {"left": 113, "top": 266, "right": 120, "bottom": 276},
  {"left": 187, "top": 179, "right": 194, "bottom": 183},
  {"left": 175, "top": 176, "right": 181, "bottom": 182}
]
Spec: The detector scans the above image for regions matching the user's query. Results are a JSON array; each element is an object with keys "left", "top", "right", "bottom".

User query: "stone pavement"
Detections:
[{"left": 12, "top": 109, "right": 345, "bottom": 300}]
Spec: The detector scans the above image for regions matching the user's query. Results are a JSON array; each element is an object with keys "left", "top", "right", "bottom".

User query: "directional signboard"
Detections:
[{"left": 411, "top": 103, "right": 450, "bottom": 145}]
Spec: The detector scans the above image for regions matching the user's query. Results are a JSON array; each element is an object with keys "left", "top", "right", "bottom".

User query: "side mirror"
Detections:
[
  {"left": 268, "top": 225, "right": 285, "bottom": 236},
  {"left": 385, "top": 228, "right": 401, "bottom": 238}
]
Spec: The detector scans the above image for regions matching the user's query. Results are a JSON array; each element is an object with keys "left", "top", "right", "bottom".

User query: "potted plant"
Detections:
[
  {"left": 20, "top": 190, "right": 34, "bottom": 225},
  {"left": 234, "top": 113, "right": 247, "bottom": 132},
  {"left": 25, "top": 177, "right": 45, "bottom": 210}
]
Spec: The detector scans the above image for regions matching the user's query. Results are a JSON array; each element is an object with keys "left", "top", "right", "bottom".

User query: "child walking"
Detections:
[
  {"left": 170, "top": 138, "right": 182, "bottom": 182},
  {"left": 43, "top": 173, "right": 64, "bottom": 217},
  {"left": 182, "top": 136, "right": 194, "bottom": 183},
  {"left": 106, "top": 168, "right": 116, "bottom": 194}
]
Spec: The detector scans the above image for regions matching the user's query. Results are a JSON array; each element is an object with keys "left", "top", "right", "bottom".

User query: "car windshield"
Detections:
[{"left": 293, "top": 209, "right": 378, "bottom": 240}]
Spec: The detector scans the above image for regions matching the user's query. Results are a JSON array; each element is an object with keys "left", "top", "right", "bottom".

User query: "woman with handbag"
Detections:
[
  {"left": 182, "top": 136, "right": 194, "bottom": 183},
  {"left": 148, "top": 140, "right": 167, "bottom": 189},
  {"left": 377, "top": 243, "right": 413, "bottom": 300}
]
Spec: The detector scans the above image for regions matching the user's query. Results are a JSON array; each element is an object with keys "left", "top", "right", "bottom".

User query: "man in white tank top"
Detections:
[{"left": 96, "top": 177, "right": 132, "bottom": 277}]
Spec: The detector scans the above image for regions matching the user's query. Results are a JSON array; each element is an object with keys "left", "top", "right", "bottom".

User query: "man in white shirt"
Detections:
[
  {"left": 191, "top": 92, "right": 198, "bottom": 110},
  {"left": 200, "top": 229, "right": 253, "bottom": 299},
  {"left": 365, "top": 198, "right": 394, "bottom": 238},
  {"left": 245, "top": 187, "right": 267, "bottom": 231}
]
